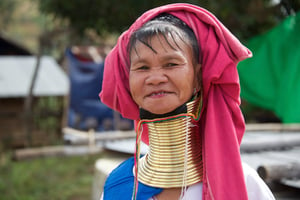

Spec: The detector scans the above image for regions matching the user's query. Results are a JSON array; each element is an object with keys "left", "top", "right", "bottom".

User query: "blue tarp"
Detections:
[{"left": 65, "top": 48, "right": 114, "bottom": 131}]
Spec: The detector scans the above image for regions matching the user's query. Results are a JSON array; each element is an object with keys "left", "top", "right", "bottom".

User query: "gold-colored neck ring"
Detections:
[{"left": 137, "top": 96, "right": 203, "bottom": 188}]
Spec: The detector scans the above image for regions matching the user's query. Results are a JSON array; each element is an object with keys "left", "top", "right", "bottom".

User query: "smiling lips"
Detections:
[{"left": 147, "top": 91, "right": 173, "bottom": 98}]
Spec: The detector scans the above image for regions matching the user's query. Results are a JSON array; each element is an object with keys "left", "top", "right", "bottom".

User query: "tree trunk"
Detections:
[{"left": 23, "top": 40, "right": 42, "bottom": 147}]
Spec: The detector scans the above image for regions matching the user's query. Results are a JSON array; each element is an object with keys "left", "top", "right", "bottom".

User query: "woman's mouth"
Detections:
[{"left": 147, "top": 91, "right": 172, "bottom": 98}]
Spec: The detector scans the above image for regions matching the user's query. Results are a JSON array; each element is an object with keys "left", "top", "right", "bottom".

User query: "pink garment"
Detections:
[{"left": 100, "top": 3, "right": 252, "bottom": 200}]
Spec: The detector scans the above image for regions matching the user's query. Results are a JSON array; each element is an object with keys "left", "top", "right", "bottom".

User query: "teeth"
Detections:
[{"left": 151, "top": 91, "right": 165, "bottom": 96}]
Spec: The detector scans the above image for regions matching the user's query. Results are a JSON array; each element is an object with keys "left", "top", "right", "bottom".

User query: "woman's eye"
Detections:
[
  {"left": 165, "top": 63, "right": 178, "bottom": 68},
  {"left": 136, "top": 65, "right": 149, "bottom": 70}
]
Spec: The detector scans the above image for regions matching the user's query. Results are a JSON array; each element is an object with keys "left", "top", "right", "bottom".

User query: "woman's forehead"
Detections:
[{"left": 130, "top": 33, "right": 190, "bottom": 57}]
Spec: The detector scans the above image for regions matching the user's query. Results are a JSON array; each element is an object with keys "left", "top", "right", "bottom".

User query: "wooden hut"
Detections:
[{"left": 0, "top": 56, "right": 69, "bottom": 148}]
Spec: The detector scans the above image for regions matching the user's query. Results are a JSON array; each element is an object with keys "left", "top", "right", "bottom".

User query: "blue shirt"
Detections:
[{"left": 103, "top": 157, "right": 162, "bottom": 200}]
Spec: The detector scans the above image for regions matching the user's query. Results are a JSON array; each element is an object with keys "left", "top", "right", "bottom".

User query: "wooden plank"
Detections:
[
  {"left": 12, "top": 145, "right": 103, "bottom": 161},
  {"left": 63, "top": 127, "right": 136, "bottom": 145},
  {"left": 241, "top": 134, "right": 300, "bottom": 152},
  {"left": 246, "top": 123, "right": 300, "bottom": 132},
  {"left": 241, "top": 131, "right": 300, "bottom": 152}
]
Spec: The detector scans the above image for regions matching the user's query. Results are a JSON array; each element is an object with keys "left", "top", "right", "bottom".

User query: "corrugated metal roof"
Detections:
[{"left": 0, "top": 56, "right": 69, "bottom": 97}]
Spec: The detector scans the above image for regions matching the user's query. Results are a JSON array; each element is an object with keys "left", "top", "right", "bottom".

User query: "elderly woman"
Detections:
[{"left": 99, "top": 3, "right": 275, "bottom": 200}]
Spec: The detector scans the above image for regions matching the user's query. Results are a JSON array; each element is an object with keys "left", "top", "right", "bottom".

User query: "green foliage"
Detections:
[
  {"left": 38, "top": 0, "right": 300, "bottom": 41},
  {"left": 0, "top": 0, "right": 17, "bottom": 29},
  {"left": 0, "top": 153, "right": 102, "bottom": 200}
]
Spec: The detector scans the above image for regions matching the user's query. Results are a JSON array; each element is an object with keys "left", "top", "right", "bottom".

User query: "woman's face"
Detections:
[{"left": 129, "top": 34, "right": 200, "bottom": 114}]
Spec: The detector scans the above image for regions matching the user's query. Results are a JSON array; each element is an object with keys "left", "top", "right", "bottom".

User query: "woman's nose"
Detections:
[{"left": 145, "top": 69, "right": 168, "bottom": 85}]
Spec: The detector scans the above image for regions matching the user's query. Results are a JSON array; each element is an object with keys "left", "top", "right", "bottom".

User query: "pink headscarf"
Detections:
[{"left": 100, "top": 3, "right": 252, "bottom": 200}]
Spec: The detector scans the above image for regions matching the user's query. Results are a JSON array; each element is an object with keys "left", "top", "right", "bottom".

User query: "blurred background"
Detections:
[{"left": 1, "top": 0, "right": 300, "bottom": 199}]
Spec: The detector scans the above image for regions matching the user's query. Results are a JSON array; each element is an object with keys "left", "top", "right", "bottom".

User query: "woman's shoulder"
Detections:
[
  {"left": 242, "top": 162, "right": 275, "bottom": 200},
  {"left": 103, "top": 157, "right": 162, "bottom": 200}
]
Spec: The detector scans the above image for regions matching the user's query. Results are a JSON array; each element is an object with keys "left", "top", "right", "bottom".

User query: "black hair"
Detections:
[{"left": 128, "top": 13, "right": 201, "bottom": 65}]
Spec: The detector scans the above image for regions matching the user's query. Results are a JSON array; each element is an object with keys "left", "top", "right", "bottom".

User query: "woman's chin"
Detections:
[{"left": 143, "top": 106, "right": 177, "bottom": 115}]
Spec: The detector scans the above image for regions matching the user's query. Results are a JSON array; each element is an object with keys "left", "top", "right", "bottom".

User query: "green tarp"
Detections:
[{"left": 238, "top": 12, "right": 300, "bottom": 123}]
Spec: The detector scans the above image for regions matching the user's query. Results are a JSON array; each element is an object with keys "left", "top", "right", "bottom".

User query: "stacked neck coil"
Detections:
[{"left": 137, "top": 96, "right": 203, "bottom": 188}]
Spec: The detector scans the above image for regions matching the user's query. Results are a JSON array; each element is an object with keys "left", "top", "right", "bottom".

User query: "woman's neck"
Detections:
[{"left": 137, "top": 95, "right": 203, "bottom": 188}]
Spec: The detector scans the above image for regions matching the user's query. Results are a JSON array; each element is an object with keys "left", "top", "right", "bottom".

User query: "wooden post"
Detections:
[
  {"left": 23, "top": 39, "right": 42, "bottom": 147},
  {"left": 257, "top": 163, "right": 300, "bottom": 181}
]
